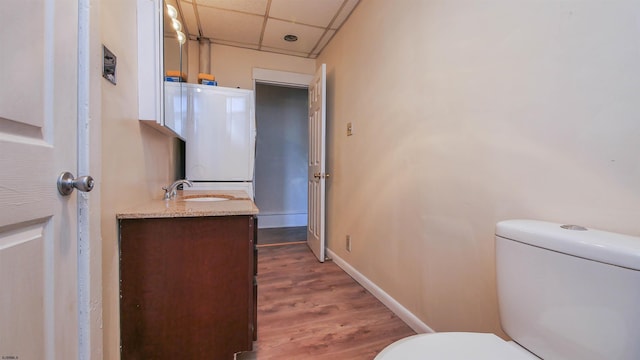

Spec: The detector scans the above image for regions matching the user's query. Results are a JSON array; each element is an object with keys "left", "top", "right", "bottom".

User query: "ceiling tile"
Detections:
[
  {"left": 195, "top": 0, "right": 268, "bottom": 15},
  {"left": 198, "top": 7, "right": 263, "bottom": 45},
  {"left": 269, "top": 0, "right": 344, "bottom": 27},
  {"left": 262, "top": 18, "right": 325, "bottom": 55},
  {"left": 173, "top": 0, "right": 360, "bottom": 58}
]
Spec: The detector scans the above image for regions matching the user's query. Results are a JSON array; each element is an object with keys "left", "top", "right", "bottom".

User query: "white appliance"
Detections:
[{"left": 184, "top": 83, "right": 256, "bottom": 198}]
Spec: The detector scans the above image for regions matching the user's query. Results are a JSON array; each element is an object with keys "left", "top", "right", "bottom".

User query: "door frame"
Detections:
[
  {"left": 78, "top": 0, "right": 103, "bottom": 358},
  {"left": 252, "top": 67, "right": 327, "bottom": 261},
  {"left": 252, "top": 68, "right": 313, "bottom": 90},
  {"left": 252, "top": 68, "right": 314, "bottom": 230}
]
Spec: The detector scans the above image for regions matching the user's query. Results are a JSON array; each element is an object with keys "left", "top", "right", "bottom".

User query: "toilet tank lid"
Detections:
[{"left": 496, "top": 220, "right": 640, "bottom": 271}]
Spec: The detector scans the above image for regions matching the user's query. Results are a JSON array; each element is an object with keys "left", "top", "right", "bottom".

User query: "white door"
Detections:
[
  {"left": 307, "top": 64, "right": 327, "bottom": 262},
  {"left": 0, "top": 1, "right": 81, "bottom": 358}
]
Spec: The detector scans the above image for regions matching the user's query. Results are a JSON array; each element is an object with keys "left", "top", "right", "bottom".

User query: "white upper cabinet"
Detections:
[{"left": 137, "top": 0, "right": 185, "bottom": 139}]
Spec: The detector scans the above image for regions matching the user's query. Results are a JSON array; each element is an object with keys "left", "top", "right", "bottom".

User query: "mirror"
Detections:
[{"left": 163, "top": 0, "right": 187, "bottom": 138}]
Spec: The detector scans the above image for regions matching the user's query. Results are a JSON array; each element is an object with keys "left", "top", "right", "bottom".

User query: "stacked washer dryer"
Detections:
[{"left": 183, "top": 83, "right": 256, "bottom": 198}]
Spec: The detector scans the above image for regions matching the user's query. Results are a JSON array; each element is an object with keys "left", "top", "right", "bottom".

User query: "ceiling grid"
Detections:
[{"left": 166, "top": 0, "right": 360, "bottom": 59}]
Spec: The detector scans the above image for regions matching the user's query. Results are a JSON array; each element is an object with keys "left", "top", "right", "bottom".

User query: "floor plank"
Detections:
[{"left": 255, "top": 243, "right": 415, "bottom": 359}]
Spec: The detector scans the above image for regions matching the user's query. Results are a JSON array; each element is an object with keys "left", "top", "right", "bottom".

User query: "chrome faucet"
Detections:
[{"left": 163, "top": 179, "right": 193, "bottom": 200}]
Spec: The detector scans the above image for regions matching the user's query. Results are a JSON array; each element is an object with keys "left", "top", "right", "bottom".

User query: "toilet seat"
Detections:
[{"left": 375, "top": 332, "right": 537, "bottom": 360}]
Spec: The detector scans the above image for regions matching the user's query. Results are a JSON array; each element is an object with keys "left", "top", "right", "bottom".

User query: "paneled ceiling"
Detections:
[{"left": 165, "top": 0, "right": 360, "bottom": 59}]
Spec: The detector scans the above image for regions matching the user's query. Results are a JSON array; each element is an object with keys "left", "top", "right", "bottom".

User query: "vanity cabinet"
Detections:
[{"left": 119, "top": 215, "right": 257, "bottom": 359}]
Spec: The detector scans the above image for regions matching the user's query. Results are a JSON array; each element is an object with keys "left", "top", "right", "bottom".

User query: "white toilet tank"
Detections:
[{"left": 496, "top": 220, "right": 640, "bottom": 360}]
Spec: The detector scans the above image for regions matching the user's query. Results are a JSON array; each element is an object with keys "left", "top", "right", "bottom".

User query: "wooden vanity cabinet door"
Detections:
[{"left": 119, "top": 215, "right": 255, "bottom": 360}]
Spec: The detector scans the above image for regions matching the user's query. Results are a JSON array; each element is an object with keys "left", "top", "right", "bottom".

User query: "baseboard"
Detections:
[
  {"left": 326, "top": 248, "right": 435, "bottom": 334},
  {"left": 258, "top": 213, "right": 307, "bottom": 229}
]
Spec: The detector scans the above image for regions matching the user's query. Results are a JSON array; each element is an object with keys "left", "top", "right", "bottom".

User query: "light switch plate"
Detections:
[{"left": 347, "top": 122, "right": 353, "bottom": 136}]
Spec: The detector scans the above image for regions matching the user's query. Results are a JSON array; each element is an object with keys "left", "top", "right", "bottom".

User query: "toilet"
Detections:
[{"left": 376, "top": 219, "right": 640, "bottom": 359}]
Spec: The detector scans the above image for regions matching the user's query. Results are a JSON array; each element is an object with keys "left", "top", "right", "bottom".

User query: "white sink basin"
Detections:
[{"left": 183, "top": 196, "right": 230, "bottom": 202}]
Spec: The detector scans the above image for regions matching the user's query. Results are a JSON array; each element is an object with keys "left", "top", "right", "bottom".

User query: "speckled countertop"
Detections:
[{"left": 116, "top": 190, "right": 259, "bottom": 219}]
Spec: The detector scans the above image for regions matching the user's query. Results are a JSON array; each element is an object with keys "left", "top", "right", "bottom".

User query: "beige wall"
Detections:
[
  {"left": 101, "top": 0, "right": 182, "bottom": 358},
  {"left": 318, "top": 0, "right": 640, "bottom": 336}
]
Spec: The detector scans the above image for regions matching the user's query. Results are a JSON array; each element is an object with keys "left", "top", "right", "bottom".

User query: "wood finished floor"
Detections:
[{"left": 255, "top": 243, "right": 416, "bottom": 359}]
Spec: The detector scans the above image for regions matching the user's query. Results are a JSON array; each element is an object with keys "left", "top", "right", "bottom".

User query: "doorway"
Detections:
[{"left": 254, "top": 83, "right": 308, "bottom": 245}]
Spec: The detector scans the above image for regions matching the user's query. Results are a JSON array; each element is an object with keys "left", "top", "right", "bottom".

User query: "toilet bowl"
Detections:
[
  {"left": 376, "top": 333, "right": 535, "bottom": 360},
  {"left": 375, "top": 220, "right": 640, "bottom": 359}
]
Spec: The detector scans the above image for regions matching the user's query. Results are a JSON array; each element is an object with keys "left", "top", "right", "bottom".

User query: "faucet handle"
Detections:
[{"left": 162, "top": 186, "right": 174, "bottom": 200}]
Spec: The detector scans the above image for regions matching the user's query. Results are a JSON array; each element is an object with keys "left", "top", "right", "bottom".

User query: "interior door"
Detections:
[
  {"left": 0, "top": 1, "right": 80, "bottom": 358},
  {"left": 307, "top": 64, "right": 327, "bottom": 262}
]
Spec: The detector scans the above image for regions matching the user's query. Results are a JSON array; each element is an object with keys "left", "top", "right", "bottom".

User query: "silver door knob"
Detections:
[{"left": 57, "top": 172, "right": 95, "bottom": 196}]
